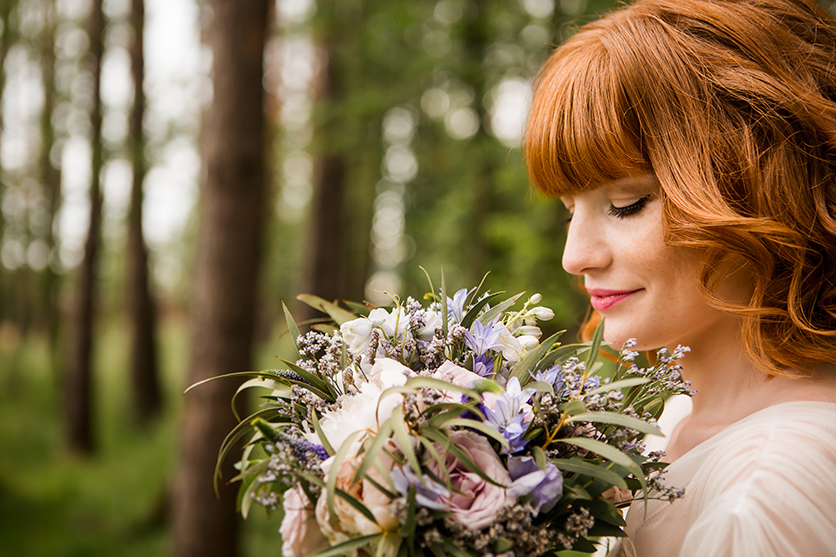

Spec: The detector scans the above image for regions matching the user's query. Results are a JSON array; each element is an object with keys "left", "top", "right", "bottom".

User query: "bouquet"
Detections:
[{"left": 203, "top": 274, "right": 693, "bottom": 557}]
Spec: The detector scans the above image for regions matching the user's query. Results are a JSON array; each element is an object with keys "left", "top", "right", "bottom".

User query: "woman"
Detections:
[{"left": 525, "top": 0, "right": 836, "bottom": 555}]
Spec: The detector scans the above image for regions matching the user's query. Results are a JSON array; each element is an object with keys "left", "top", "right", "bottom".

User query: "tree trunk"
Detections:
[
  {"left": 40, "top": 0, "right": 62, "bottom": 374},
  {"left": 0, "top": 1, "right": 15, "bottom": 323},
  {"left": 65, "top": 0, "right": 105, "bottom": 455},
  {"left": 297, "top": 36, "right": 348, "bottom": 325},
  {"left": 127, "top": 0, "right": 162, "bottom": 425},
  {"left": 171, "top": 1, "right": 269, "bottom": 555}
]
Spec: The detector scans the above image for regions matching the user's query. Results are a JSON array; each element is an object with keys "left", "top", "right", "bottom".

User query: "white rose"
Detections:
[
  {"left": 340, "top": 317, "right": 374, "bottom": 355},
  {"left": 307, "top": 358, "right": 412, "bottom": 451}
]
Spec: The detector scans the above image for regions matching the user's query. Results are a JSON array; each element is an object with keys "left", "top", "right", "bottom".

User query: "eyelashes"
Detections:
[
  {"left": 561, "top": 194, "right": 651, "bottom": 225},
  {"left": 607, "top": 195, "right": 651, "bottom": 219}
]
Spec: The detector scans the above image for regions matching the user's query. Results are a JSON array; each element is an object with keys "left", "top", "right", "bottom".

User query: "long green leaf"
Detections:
[
  {"left": 460, "top": 291, "right": 503, "bottom": 328},
  {"left": 184, "top": 369, "right": 292, "bottom": 394},
  {"left": 583, "top": 318, "right": 606, "bottom": 378},
  {"left": 213, "top": 407, "right": 278, "bottom": 495},
  {"left": 442, "top": 418, "right": 510, "bottom": 449},
  {"left": 326, "top": 430, "right": 364, "bottom": 522},
  {"left": 511, "top": 330, "right": 566, "bottom": 385},
  {"left": 440, "top": 267, "right": 448, "bottom": 340},
  {"left": 551, "top": 458, "right": 628, "bottom": 490},
  {"left": 308, "top": 535, "right": 383, "bottom": 557},
  {"left": 282, "top": 300, "right": 301, "bottom": 358},
  {"left": 379, "top": 377, "right": 481, "bottom": 401},
  {"left": 351, "top": 419, "right": 394, "bottom": 486},
  {"left": 418, "top": 265, "right": 437, "bottom": 302},
  {"left": 566, "top": 412, "right": 663, "bottom": 436},
  {"left": 296, "top": 293, "right": 357, "bottom": 325},
  {"left": 586, "top": 377, "right": 650, "bottom": 396},
  {"left": 311, "top": 409, "right": 335, "bottom": 456},
  {"left": 556, "top": 437, "right": 638, "bottom": 470},
  {"left": 232, "top": 377, "right": 289, "bottom": 421},
  {"left": 391, "top": 406, "right": 422, "bottom": 478},
  {"left": 478, "top": 291, "right": 525, "bottom": 325},
  {"left": 277, "top": 358, "right": 336, "bottom": 399}
]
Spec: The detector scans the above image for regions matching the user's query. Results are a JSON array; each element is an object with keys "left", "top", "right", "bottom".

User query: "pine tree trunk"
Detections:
[
  {"left": 66, "top": 0, "right": 105, "bottom": 455},
  {"left": 127, "top": 0, "right": 161, "bottom": 425},
  {"left": 171, "top": 1, "right": 269, "bottom": 555}
]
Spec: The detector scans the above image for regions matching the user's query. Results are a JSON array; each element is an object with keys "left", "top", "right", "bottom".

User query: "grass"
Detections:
[{"left": 0, "top": 314, "right": 289, "bottom": 556}]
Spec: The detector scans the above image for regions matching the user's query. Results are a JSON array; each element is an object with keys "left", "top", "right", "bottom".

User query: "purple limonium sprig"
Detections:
[
  {"left": 446, "top": 287, "right": 475, "bottom": 324},
  {"left": 473, "top": 354, "right": 495, "bottom": 377},
  {"left": 390, "top": 465, "right": 450, "bottom": 511},
  {"left": 481, "top": 376, "right": 535, "bottom": 454},
  {"left": 464, "top": 319, "right": 506, "bottom": 356},
  {"left": 506, "top": 455, "right": 563, "bottom": 514}
]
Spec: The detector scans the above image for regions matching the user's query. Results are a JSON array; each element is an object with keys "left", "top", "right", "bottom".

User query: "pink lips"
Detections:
[{"left": 586, "top": 288, "right": 642, "bottom": 312}]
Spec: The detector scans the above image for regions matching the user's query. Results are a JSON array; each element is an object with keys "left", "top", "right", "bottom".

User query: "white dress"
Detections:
[{"left": 611, "top": 401, "right": 836, "bottom": 557}]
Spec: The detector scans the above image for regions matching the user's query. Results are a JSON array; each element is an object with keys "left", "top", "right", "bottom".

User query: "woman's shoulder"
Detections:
[
  {"left": 677, "top": 401, "right": 836, "bottom": 556},
  {"left": 689, "top": 400, "right": 836, "bottom": 480}
]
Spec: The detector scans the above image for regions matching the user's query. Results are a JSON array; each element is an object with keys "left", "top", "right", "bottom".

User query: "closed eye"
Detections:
[{"left": 608, "top": 195, "right": 651, "bottom": 219}]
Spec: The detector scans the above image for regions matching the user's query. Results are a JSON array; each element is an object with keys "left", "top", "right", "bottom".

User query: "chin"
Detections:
[{"left": 602, "top": 322, "right": 664, "bottom": 352}]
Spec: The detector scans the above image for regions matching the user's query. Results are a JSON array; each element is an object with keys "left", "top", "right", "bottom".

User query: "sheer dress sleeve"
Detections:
[{"left": 617, "top": 402, "right": 836, "bottom": 557}]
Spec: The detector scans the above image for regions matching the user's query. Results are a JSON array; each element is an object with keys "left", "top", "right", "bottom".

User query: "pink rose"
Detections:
[
  {"left": 432, "top": 360, "right": 500, "bottom": 408},
  {"left": 280, "top": 486, "right": 329, "bottom": 557},
  {"left": 316, "top": 440, "right": 399, "bottom": 543},
  {"left": 426, "top": 430, "right": 516, "bottom": 530}
]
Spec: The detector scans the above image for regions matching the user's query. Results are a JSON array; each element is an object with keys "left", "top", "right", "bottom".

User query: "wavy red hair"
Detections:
[{"left": 526, "top": 0, "right": 836, "bottom": 376}]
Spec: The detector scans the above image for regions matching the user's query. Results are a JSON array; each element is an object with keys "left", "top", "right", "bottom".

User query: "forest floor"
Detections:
[{"left": 0, "top": 315, "right": 283, "bottom": 557}]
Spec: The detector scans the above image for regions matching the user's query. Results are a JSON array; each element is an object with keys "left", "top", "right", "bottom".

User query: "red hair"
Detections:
[{"left": 526, "top": 0, "right": 836, "bottom": 376}]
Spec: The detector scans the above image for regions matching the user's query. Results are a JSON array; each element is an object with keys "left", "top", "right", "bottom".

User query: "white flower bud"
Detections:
[
  {"left": 533, "top": 307, "right": 555, "bottom": 321},
  {"left": 529, "top": 293, "right": 543, "bottom": 304}
]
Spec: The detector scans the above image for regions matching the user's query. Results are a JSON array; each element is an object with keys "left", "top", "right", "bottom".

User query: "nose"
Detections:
[{"left": 561, "top": 212, "right": 611, "bottom": 276}]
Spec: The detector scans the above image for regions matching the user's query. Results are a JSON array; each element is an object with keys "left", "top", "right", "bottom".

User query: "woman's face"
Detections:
[{"left": 559, "top": 174, "right": 739, "bottom": 350}]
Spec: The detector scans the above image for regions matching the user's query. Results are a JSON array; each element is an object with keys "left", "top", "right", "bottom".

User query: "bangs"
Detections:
[{"left": 525, "top": 30, "right": 650, "bottom": 197}]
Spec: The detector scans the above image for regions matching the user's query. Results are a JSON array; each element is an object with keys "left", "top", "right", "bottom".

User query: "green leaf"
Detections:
[
  {"left": 440, "top": 267, "right": 448, "bottom": 340},
  {"left": 296, "top": 293, "right": 357, "bottom": 325},
  {"left": 494, "top": 538, "right": 514, "bottom": 553},
  {"left": 334, "top": 486, "right": 379, "bottom": 525},
  {"left": 380, "top": 376, "right": 481, "bottom": 401},
  {"left": 351, "top": 419, "right": 394, "bottom": 486},
  {"left": 184, "top": 369, "right": 294, "bottom": 395},
  {"left": 460, "top": 291, "right": 504, "bottom": 328},
  {"left": 511, "top": 330, "right": 566, "bottom": 385},
  {"left": 418, "top": 266, "right": 437, "bottom": 302},
  {"left": 232, "top": 377, "right": 289, "bottom": 421},
  {"left": 561, "top": 399, "right": 586, "bottom": 416},
  {"left": 566, "top": 412, "right": 663, "bottom": 436},
  {"left": 307, "top": 534, "right": 383, "bottom": 557},
  {"left": 392, "top": 406, "right": 422, "bottom": 477},
  {"left": 583, "top": 318, "right": 606, "bottom": 377},
  {"left": 214, "top": 407, "right": 278, "bottom": 495},
  {"left": 311, "top": 409, "right": 335, "bottom": 456},
  {"left": 586, "top": 377, "right": 650, "bottom": 396},
  {"left": 551, "top": 458, "right": 628, "bottom": 490},
  {"left": 478, "top": 291, "right": 525, "bottom": 325},
  {"left": 442, "top": 418, "right": 510, "bottom": 449},
  {"left": 282, "top": 300, "right": 301, "bottom": 357},
  {"left": 277, "top": 358, "right": 336, "bottom": 400},
  {"left": 326, "top": 430, "right": 364, "bottom": 522},
  {"left": 526, "top": 380, "right": 554, "bottom": 393},
  {"left": 556, "top": 437, "right": 638, "bottom": 470},
  {"left": 531, "top": 445, "right": 547, "bottom": 470}
]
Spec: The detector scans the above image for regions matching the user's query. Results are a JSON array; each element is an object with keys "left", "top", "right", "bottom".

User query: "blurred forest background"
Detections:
[{"left": 2, "top": 0, "right": 834, "bottom": 555}]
